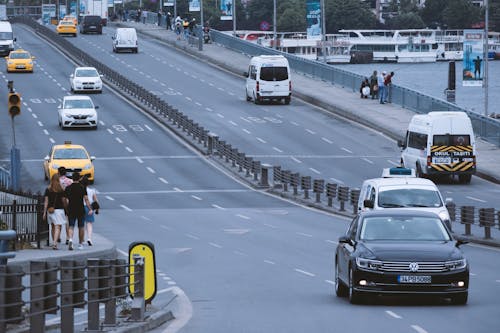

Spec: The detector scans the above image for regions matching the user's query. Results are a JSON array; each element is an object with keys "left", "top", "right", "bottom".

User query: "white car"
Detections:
[
  {"left": 70, "top": 67, "right": 103, "bottom": 93},
  {"left": 58, "top": 95, "right": 99, "bottom": 129}
]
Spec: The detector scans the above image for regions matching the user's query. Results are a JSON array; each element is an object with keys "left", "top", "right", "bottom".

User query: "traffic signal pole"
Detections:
[{"left": 7, "top": 81, "right": 21, "bottom": 191}]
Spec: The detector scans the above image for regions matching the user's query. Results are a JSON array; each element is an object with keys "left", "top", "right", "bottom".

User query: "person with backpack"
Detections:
[{"left": 65, "top": 172, "right": 93, "bottom": 250}]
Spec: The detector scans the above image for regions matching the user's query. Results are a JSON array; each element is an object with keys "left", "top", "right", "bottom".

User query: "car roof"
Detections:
[
  {"left": 63, "top": 95, "right": 92, "bottom": 100},
  {"left": 53, "top": 142, "right": 87, "bottom": 150},
  {"left": 75, "top": 67, "right": 97, "bottom": 71},
  {"left": 358, "top": 209, "right": 441, "bottom": 219},
  {"left": 363, "top": 177, "right": 437, "bottom": 187}
]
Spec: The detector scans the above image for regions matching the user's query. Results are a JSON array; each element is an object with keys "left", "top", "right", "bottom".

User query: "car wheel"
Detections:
[
  {"left": 450, "top": 292, "right": 468, "bottom": 305},
  {"left": 348, "top": 266, "right": 364, "bottom": 304},
  {"left": 459, "top": 174, "right": 471, "bottom": 184},
  {"left": 335, "top": 260, "right": 348, "bottom": 297},
  {"left": 284, "top": 97, "right": 291, "bottom": 105},
  {"left": 416, "top": 163, "right": 425, "bottom": 178},
  {"left": 246, "top": 90, "right": 251, "bottom": 102},
  {"left": 253, "top": 93, "right": 260, "bottom": 105}
]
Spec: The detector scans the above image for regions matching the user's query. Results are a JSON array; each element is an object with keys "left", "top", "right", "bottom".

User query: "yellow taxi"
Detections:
[
  {"left": 5, "top": 49, "right": 35, "bottom": 73},
  {"left": 56, "top": 20, "right": 77, "bottom": 36},
  {"left": 44, "top": 141, "right": 95, "bottom": 183},
  {"left": 63, "top": 15, "right": 78, "bottom": 25}
]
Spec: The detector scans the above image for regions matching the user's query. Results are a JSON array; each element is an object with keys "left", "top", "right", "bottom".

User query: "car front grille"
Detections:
[
  {"left": 379, "top": 261, "right": 448, "bottom": 273},
  {"left": 71, "top": 115, "right": 89, "bottom": 119}
]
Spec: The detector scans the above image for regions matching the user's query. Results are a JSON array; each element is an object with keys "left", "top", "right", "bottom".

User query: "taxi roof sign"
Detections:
[{"left": 381, "top": 167, "right": 415, "bottom": 178}]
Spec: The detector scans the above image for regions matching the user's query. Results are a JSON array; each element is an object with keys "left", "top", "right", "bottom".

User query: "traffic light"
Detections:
[{"left": 8, "top": 92, "right": 21, "bottom": 117}]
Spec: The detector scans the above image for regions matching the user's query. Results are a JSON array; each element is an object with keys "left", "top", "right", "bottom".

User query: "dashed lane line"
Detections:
[
  {"left": 146, "top": 167, "right": 156, "bottom": 174},
  {"left": 309, "top": 167, "right": 321, "bottom": 174},
  {"left": 209, "top": 242, "right": 222, "bottom": 248},
  {"left": 120, "top": 204, "right": 132, "bottom": 211},
  {"left": 264, "top": 260, "right": 276, "bottom": 265},
  {"left": 291, "top": 156, "right": 302, "bottom": 163},
  {"left": 159, "top": 177, "right": 169, "bottom": 184},
  {"left": 411, "top": 325, "right": 428, "bottom": 333},
  {"left": 296, "top": 232, "right": 313, "bottom": 238},
  {"left": 362, "top": 158, "right": 374, "bottom": 164},
  {"left": 256, "top": 137, "right": 267, "bottom": 144},
  {"left": 185, "top": 234, "right": 200, "bottom": 240},
  {"left": 191, "top": 195, "right": 202, "bottom": 201},
  {"left": 236, "top": 214, "right": 250, "bottom": 220},
  {"left": 341, "top": 147, "right": 353, "bottom": 154},
  {"left": 294, "top": 268, "right": 315, "bottom": 277},
  {"left": 386, "top": 311, "right": 402, "bottom": 319},
  {"left": 322, "top": 137, "right": 333, "bottom": 144},
  {"left": 212, "top": 204, "right": 226, "bottom": 210}
]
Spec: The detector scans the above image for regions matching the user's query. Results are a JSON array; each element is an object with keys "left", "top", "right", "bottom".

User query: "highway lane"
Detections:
[
  {"left": 4, "top": 24, "right": 500, "bottom": 333},
  {"left": 57, "top": 24, "right": 500, "bottom": 209}
]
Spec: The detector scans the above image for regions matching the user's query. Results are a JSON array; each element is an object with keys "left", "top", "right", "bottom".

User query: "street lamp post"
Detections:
[
  {"left": 484, "top": 0, "right": 489, "bottom": 116},
  {"left": 273, "top": 0, "right": 276, "bottom": 49},
  {"left": 320, "top": 0, "right": 326, "bottom": 62},
  {"left": 232, "top": 0, "right": 236, "bottom": 36}
]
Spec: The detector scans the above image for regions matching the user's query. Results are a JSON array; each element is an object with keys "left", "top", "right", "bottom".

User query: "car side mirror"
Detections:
[
  {"left": 455, "top": 237, "right": 469, "bottom": 247},
  {"left": 397, "top": 139, "right": 406, "bottom": 148},
  {"left": 111, "top": 36, "right": 115, "bottom": 40},
  {"left": 90, "top": 156, "right": 96, "bottom": 161},
  {"left": 363, "top": 199, "right": 374, "bottom": 209},
  {"left": 31, "top": 56, "right": 36, "bottom": 60},
  {"left": 70, "top": 74, "right": 74, "bottom": 78},
  {"left": 95, "top": 106, "right": 99, "bottom": 109},
  {"left": 100, "top": 74, "right": 104, "bottom": 78},
  {"left": 57, "top": 105, "right": 62, "bottom": 109},
  {"left": 44, "top": 155, "right": 50, "bottom": 161},
  {"left": 243, "top": 71, "right": 248, "bottom": 77},
  {"left": 13, "top": 37, "right": 17, "bottom": 42},
  {"left": 338, "top": 235, "right": 352, "bottom": 245}
]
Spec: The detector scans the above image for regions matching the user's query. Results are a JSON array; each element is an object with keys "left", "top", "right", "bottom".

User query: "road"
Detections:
[{"left": 2, "top": 23, "right": 499, "bottom": 333}]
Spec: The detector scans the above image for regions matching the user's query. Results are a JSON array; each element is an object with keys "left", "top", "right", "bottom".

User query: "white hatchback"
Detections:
[
  {"left": 58, "top": 95, "right": 98, "bottom": 129},
  {"left": 70, "top": 67, "right": 103, "bottom": 93}
]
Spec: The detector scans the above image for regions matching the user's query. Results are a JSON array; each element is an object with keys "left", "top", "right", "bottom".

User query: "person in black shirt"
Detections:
[
  {"left": 65, "top": 172, "right": 92, "bottom": 250},
  {"left": 44, "top": 174, "right": 67, "bottom": 250}
]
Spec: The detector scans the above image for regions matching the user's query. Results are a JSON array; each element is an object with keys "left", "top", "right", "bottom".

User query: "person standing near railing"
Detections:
[{"left": 377, "top": 71, "right": 386, "bottom": 104}]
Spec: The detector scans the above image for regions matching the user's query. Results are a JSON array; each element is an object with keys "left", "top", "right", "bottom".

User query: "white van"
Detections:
[
  {"left": 0, "top": 21, "right": 16, "bottom": 56},
  {"left": 358, "top": 167, "right": 452, "bottom": 229},
  {"left": 244, "top": 55, "right": 291, "bottom": 105},
  {"left": 112, "top": 28, "right": 138, "bottom": 53},
  {"left": 398, "top": 111, "right": 476, "bottom": 184}
]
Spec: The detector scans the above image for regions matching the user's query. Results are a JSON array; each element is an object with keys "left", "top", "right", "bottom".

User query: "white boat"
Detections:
[{"left": 435, "top": 29, "right": 463, "bottom": 61}]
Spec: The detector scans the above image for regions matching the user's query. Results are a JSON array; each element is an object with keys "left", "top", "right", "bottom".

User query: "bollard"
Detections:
[
  {"left": 0, "top": 264, "right": 24, "bottom": 333},
  {"left": 60, "top": 260, "right": 86, "bottom": 333},
  {"left": 460, "top": 206, "right": 475, "bottom": 236},
  {"left": 207, "top": 133, "right": 218, "bottom": 155},
  {"left": 29, "top": 261, "right": 59, "bottom": 333},
  {"left": 252, "top": 161, "right": 261, "bottom": 182},
  {"left": 301, "top": 176, "right": 311, "bottom": 200},
  {"left": 290, "top": 173, "right": 300, "bottom": 196},
  {"left": 259, "top": 164, "right": 271, "bottom": 188},
  {"left": 338, "top": 186, "right": 349, "bottom": 212},
  {"left": 281, "top": 170, "right": 291, "bottom": 192},
  {"left": 326, "top": 183, "right": 337, "bottom": 207},
  {"left": 479, "top": 208, "right": 495, "bottom": 239},
  {"left": 313, "top": 179, "right": 325, "bottom": 203},
  {"left": 273, "top": 166, "right": 282, "bottom": 188},
  {"left": 0, "top": 230, "right": 16, "bottom": 265},
  {"left": 350, "top": 188, "right": 360, "bottom": 215},
  {"left": 130, "top": 255, "right": 145, "bottom": 322},
  {"left": 87, "top": 259, "right": 101, "bottom": 331}
]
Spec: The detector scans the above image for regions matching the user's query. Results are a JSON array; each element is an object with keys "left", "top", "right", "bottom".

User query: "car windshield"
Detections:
[
  {"left": 260, "top": 67, "right": 288, "bottom": 81},
  {"left": 60, "top": 21, "right": 73, "bottom": 25},
  {"left": 64, "top": 99, "right": 93, "bottom": 109},
  {"left": 378, "top": 188, "right": 442, "bottom": 208},
  {"left": 10, "top": 52, "right": 30, "bottom": 59},
  {"left": 360, "top": 216, "right": 451, "bottom": 241},
  {"left": 0, "top": 32, "right": 13, "bottom": 40},
  {"left": 53, "top": 148, "right": 88, "bottom": 160},
  {"left": 75, "top": 69, "right": 99, "bottom": 77}
]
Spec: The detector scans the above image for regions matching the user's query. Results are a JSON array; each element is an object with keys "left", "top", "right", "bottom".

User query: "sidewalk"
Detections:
[{"left": 114, "top": 21, "right": 500, "bottom": 185}]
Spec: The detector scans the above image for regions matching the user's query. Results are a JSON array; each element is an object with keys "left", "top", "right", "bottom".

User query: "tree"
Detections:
[
  {"left": 420, "top": 0, "right": 447, "bottom": 28},
  {"left": 443, "top": 0, "right": 481, "bottom": 29},
  {"left": 325, "top": 0, "right": 377, "bottom": 33},
  {"left": 490, "top": 0, "right": 500, "bottom": 31},
  {"left": 386, "top": 12, "right": 426, "bottom": 29}
]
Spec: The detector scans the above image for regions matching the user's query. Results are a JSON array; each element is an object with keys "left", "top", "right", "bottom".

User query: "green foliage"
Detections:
[
  {"left": 386, "top": 12, "right": 425, "bottom": 29},
  {"left": 326, "top": 0, "right": 377, "bottom": 32},
  {"left": 443, "top": 0, "right": 481, "bottom": 29},
  {"left": 420, "top": 0, "right": 447, "bottom": 28}
]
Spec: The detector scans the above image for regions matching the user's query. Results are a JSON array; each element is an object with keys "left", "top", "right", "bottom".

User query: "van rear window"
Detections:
[
  {"left": 260, "top": 67, "right": 288, "bottom": 81},
  {"left": 433, "top": 135, "right": 470, "bottom": 146}
]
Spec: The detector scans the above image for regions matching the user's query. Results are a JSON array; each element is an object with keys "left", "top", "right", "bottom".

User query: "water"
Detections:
[{"left": 337, "top": 61, "right": 500, "bottom": 116}]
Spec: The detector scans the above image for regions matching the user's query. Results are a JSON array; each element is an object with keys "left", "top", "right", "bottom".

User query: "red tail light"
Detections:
[
  {"left": 427, "top": 156, "right": 431, "bottom": 166},
  {"left": 256, "top": 81, "right": 260, "bottom": 92}
]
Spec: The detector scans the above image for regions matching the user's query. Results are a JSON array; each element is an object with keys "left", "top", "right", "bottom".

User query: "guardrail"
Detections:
[
  {"left": 209, "top": 30, "right": 500, "bottom": 147},
  {"left": 10, "top": 16, "right": 500, "bottom": 244},
  {"left": 0, "top": 256, "right": 146, "bottom": 333}
]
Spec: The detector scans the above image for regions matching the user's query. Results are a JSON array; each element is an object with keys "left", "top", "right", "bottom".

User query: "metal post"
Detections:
[
  {"left": 260, "top": 164, "right": 270, "bottom": 188},
  {"left": 232, "top": 0, "right": 236, "bottom": 36},
  {"left": 320, "top": 0, "right": 326, "bottom": 63},
  {"left": 60, "top": 260, "right": 75, "bottom": 333},
  {"left": 0, "top": 230, "right": 16, "bottom": 265},
  {"left": 30, "top": 262, "right": 45, "bottom": 333},
  {"left": 273, "top": 0, "right": 276, "bottom": 49},
  {"left": 200, "top": 0, "right": 204, "bottom": 28},
  {"left": 173, "top": 0, "right": 176, "bottom": 21},
  {"left": 87, "top": 259, "right": 100, "bottom": 331},
  {"left": 130, "top": 255, "right": 145, "bottom": 321},
  {"left": 484, "top": 0, "right": 489, "bottom": 116}
]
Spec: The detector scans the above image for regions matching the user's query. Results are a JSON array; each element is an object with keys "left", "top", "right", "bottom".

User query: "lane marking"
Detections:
[
  {"left": 341, "top": 147, "right": 353, "bottom": 153},
  {"left": 159, "top": 177, "right": 169, "bottom": 184},
  {"left": 144, "top": 125, "right": 153, "bottom": 131},
  {"left": 217, "top": 113, "right": 225, "bottom": 118},
  {"left": 309, "top": 167, "right": 321, "bottom": 174},
  {"left": 305, "top": 129, "right": 316, "bottom": 135},
  {"left": 125, "top": 147, "right": 133, "bottom": 152},
  {"left": 411, "top": 325, "right": 428, "bottom": 333},
  {"left": 264, "top": 260, "right": 276, "bottom": 265},
  {"left": 325, "top": 280, "right": 335, "bottom": 285},
  {"left": 466, "top": 196, "right": 487, "bottom": 203},
  {"left": 115, "top": 137, "right": 123, "bottom": 144},
  {"left": 107, "top": 129, "right": 114, "bottom": 134},
  {"left": 296, "top": 232, "right": 313, "bottom": 238},
  {"left": 120, "top": 204, "right": 132, "bottom": 211},
  {"left": 263, "top": 223, "right": 277, "bottom": 229},
  {"left": 212, "top": 204, "right": 226, "bottom": 210},
  {"left": 325, "top": 239, "right": 338, "bottom": 245},
  {"left": 256, "top": 137, "right": 267, "bottom": 144},
  {"left": 185, "top": 234, "right": 200, "bottom": 240},
  {"left": 136, "top": 157, "right": 144, "bottom": 163},
  {"left": 242, "top": 128, "right": 251, "bottom": 134},
  {"left": 146, "top": 167, "right": 156, "bottom": 174},
  {"left": 273, "top": 147, "right": 283, "bottom": 153},
  {"left": 291, "top": 156, "right": 302, "bottom": 163},
  {"left": 236, "top": 214, "right": 250, "bottom": 220},
  {"left": 290, "top": 121, "right": 299, "bottom": 126},
  {"left": 209, "top": 242, "right": 222, "bottom": 248},
  {"left": 386, "top": 311, "right": 402, "bottom": 319},
  {"left": 105, "top": 196, "right": 114, "bottom": 201},
  {"left": 294, "top": 268, "right": 315, "bottom": 277},
  {"left": 322, "top": 137, "right": 333, "bottom": 144},
  {"left": 233, "top": 250, "right": 247, "bottom": 256},
  {"left": 229, "top": 121, "right": 238, "bottom": 126},
  {"left": 173, "top": 187, "right": 183, "bottom": 192},
  {"left": 191, "top": 195, "right": 202, "bottom": 200},
  {"left": 362, "top": 158, "right": 374, "bottom": 164},
  {"left": 43, "top": 129, "right": 49, "bottom": 135}
]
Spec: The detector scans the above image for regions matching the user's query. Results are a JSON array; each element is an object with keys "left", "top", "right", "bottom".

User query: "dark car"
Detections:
[
  {"left": 335, "top": 209, "right": 469, "bottom": 304},
  {"left": 80, "top": 15, "right": 103, "bottom": 34}
]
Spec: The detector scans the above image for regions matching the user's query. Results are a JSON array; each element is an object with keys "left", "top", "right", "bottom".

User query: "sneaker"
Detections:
[
  {"left": 68, "top": 240, "right": 73, "bottom": 251},
  {"left": 87, "top": 239, "right": 93, "bottom": 246},
  {"left": 65, "top": 240, "right": 69, "bottom": 245},
  {"left": 78, "top": 244, "right": 84, "bottom": 250}
]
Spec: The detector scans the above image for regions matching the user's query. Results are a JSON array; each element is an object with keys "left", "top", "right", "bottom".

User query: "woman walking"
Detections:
[
  {"left": 43, "top": 174, "right": 67, "bottom": 250},
  {"left": 81, "top": 175, "right": 99, "bottom": 246}
]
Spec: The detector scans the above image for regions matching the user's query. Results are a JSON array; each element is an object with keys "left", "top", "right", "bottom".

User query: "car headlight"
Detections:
[
  {"left": 356, "top": 257, "right": 382, "bottom": 270},
  {"left": 445, "top": 259, "right": 467, "bottom": 271},
  {"left": 439, "top": 210, "right": 450, "bottom": 222},
  {"left": 28, "top": 61, "right": 33, "bottom": 65},
  {"left": 83, "top": 163, "right": 92, "bottom": 170},
  {"left": 7, "top": 61, "right": 13, "bottom": 65},
  {"left": 51, "top": 164, "right": 60, "bottom": 169}
]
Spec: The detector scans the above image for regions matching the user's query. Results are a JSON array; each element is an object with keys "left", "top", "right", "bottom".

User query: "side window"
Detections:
[
  {"left": 347, "top": 216, "right": 359, "bottom": 239},
  {"left": 250, "top": 65, "right": 257, "bottom": 80},
  {"left": 408, "top": 131, "right": 427, "bottom": 150},
  {"left": 369, "top": 187, "right": 376, "bottom": 203}
]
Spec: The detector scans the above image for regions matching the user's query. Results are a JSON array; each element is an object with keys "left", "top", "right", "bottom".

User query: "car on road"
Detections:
[
  {"left": 62, "top": 15, "right": 78, "bottom": 25},
  {"left": 58, "top": 95, "right": 98, "bottom": 129},
  {"left": 79, "top": 15, "right": 103, "bottom": 34},
  {"left": 335, "top": 209, "right": 469, "bottom": 304},
  {"left": 56, "top": 20, "right": 77, "bottom": 37},
  {"left": 70, "top": 66, "right": 103, "bottom": 93},
  {"left": 5, "top": 49, "right": 35, "bottom": 73},
  {"left": 112, "top": 28, "right": 138, "bottom": 53},
  {"left": 44, "top": 141, "right": 95, "bottom": 183}
]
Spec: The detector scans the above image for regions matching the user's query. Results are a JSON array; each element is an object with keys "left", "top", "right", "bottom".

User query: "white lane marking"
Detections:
[
  {"left": 120, "top": 205, "right": 132, "bottom": 211},
  {"left": 43, "top": 129, "right": 49, "bottom": 135},
  {"left": 125, "top": 147, "right": 133, "bottom": 152},
  {"left": 411, "top": 325, "right": 428, "bottom": 333},
  {"left": 115, "top": 137, "right": 123, "bottom": 144},
  {"left": 185, "top": 234, "right": 200, "bottom": 240},
  {"left": 495, "top": 280, "right": 500, "bottom": 283},
  {"left": 229, "top": 120, "right": 238, "bottom": 126},
  {"left": 341, "top": 147, "right": 353, "bottom": 154},
  {"left": 173, "top": 187, "right": 182, "bottom": 192},
  {"left": 107, "top": 128, "right": 114, "bottom": 134},
  {"left": 205, "top": 107, "right": 213, "bottom": 112},
  {"left": 322, "top": 137, "right": 333, "bottom": 144},
  {"left": 470, "top": 273, "right": 476, "bottom": 276},
  {"left": 105, "top": 196, "right": 114, "bottom": 201},
  {"left": 263, "top": 223, "right": 277, "bottom": 229},
  {"left": 191, "top": 195, "right": 202, "bottom": 201},
  {"left": 290, "top": 121, "right": 299, "bottom": 126},
  {"left": 306, "top": 129, "right": 316, "bottom": 135},
  {"left": 144, "top": 125, "right": 153, "bottom": 131},
  {"left": 37, "top": 120, "right": 43, "bottom": 126},
  {"left": 160, "top": 225, "right": 171, "bottom": 230},
  {"left": 309, "top": 167, "right": 321, "bottom": 174},
  {"left": 264, "top": 260, "right": 276, "bottom": 265},
  {"left": 362, "top": 158, "right": 374, "bottom": 164},
  {"left": 325, "top": 280, "right": 335, "bottom": 286},
  {"left": 466, "top": 196, "right": 487, "bottom": 203},
  {"left": 159, "top": 177, "right": 169, "bottom": 184},
  {"left": 185, "top": 96, "right": 192, "bottom": 101},
  {"left": 167, "top": 281, "right": 177, "bottom": 285},
  {"left": 330, "top": 177, "right": 344, "bottom": 184},
  {"left": 296, "top": 232, "right": 313, "bottom": 238},
  {"left": 240, "top": 117, "right": 251, "bottom": 123},
  {"left": 195, "top": 102, "right": 202, "bottom": 107},
  {"left": 209, "top": 242, "right": 222, "bottom": 248},
  {"left": 146, "top": 167, "right": 156, "bottom": 174},
  {"left": 236, "top": 214, "right": 250, "bottom": 220},
  {"left": 325, "top": 239, "right": 338, "bottom": 245},
  {"left": 242, "top": 129, "right": 251, "bottom": 134},
  {"left": 386, "top": 311, "right": 402, "bottom": 319},
  {"left": 217, "top": 113, "right": 225, "bottom": 118},
  {"left": 32, "top": 114, "right": 38, "bottom": 119},
  {"left": 256, "top": 137, "right": 267, "bottom": 143},
  {"left": 217, "top": 87, "right": 224, "bottom": 91},
  {"left": 141, "top": 216, "right": 152, "bottom": 221},
  {"left": 273, "top": 147, "right": 283, "bottom": 153},
  {"left": 291, "top": 156, "right": 302, "bottom": 163},
  {"left": 136, "top": 157, "right": 144, "bottom": 163},
  {"left": 49, "top": 138, "right": 55, "bottom": 143},
  {"left": 212, "top": 204, "right": 226, "bottom": 210},
  {"left": 233, "top": 250, "right": 247, "bottom": 256},
  {"left": 294, "top": 268, "right": 315, "bottom": 277}
]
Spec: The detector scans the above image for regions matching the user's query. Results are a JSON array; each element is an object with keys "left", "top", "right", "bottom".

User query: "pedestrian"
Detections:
[
  {"left": 377, "top": 70, "right": 386, "bottom": 104},
  {"left": 369, "top": 70, "right": 378, "bottom": 100},
  {"left": 359, "top": 77, "right": 370, "bottom": 98},
  {"left": 136, "top": 9, "right": 141, "bottom": 23},
  {"left": 81, "top": 175, "right": 99, "bottom": 246},
  {"left": 124, "top": 9, "right": 129, "bottom": 21},
  {"left": 157, "top": 10, "right": 162, "bottom": 26},
  {"left": 384, "top": 71, "right": 394, "bottom": 103},
  {"left": 182, "top": 18, "right": 190, "bottom": 39},
  {"left": 58, "top": 166, "right": 73, "bottom": 244},
  {"left": 166, "top": 12, "right": 171, "bottom": 30},
  {"left": 142, "top": 9, "right": 147, "bottom": 24},
  {"left": 43, "top": 174, "right": 67, "bottom": 250},
  {"left": 175, "top": 16, "right": 182, "bottom": 40},
  {"left": 64, "top": 172, "right": 93, "bottom": 251},
  {"left": 188, "top": 18, "right": 196, "bottom": 36}
]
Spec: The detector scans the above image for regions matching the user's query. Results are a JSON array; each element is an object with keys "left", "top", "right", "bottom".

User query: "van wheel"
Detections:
[
  {"left": 253, "top": 93, "right": 260, "bottom": 105},
  {"left": 459, "top": 174, "right": 472, "bottom": 184},
  {"left": 284, "top": 97, "right": 291, "bottom": 105},
  {"left": 246, "top": 91, "right": 251, "bottom": 102},
  {"left": 416, "top": 164, "right": 425, "bottom": 178}
]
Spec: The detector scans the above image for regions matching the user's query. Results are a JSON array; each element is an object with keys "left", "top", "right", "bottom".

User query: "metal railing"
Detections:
[
  {"left": 0, "top": 168, "right": 9, "bottom": 190},
  {"left": 209, "top": 30, "right": 500, "bottom": 147}
]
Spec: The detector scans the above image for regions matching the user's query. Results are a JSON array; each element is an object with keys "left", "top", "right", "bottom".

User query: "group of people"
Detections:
[
  {"left": 43, "top": 167, "right": 99, "bottom": 251},
  {"left": 174, "top": 15, "right": 198, "bottom": 40},
  {"left": 359, "top": 70, "right": 395, "bottom": 104}
]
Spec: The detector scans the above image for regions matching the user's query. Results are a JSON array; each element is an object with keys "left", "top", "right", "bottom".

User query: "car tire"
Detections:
[
  {"left": 459, "top": 174, "right": 471, "bottom": 184},
  {"left": 246, "top": 90, "right": 251, "bottom": 102},
  {"left": 284, "top": 97, "right": 291, "bottom": 105},
  {"left": 348, "top": 266, "right": 364, "bottom": 304},
  {"left": 450, "top": 292, "right": 468, "bottom": 305},
  {"left": 253, "top": 93, "right": 260, "bottom": 105},
  {"left": 335, "top": 260, "right": 348, "bottom": 297},
  {"left": 416, "top": 163, "right": 425, "bottom": 179}
]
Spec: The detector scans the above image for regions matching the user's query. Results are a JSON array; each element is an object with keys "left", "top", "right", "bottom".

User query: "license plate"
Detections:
[
  {"left": 90, "top": 26, "right": 96, "bottom": 28},
  {"left": 398, "top": 275, "right": 431, "bottom": 284},
  {"left": 16, "top": 66, "right": 25, "bottom": 69},
  {"left": 432, "top": 157, "right": 451, "bottom": 164}
]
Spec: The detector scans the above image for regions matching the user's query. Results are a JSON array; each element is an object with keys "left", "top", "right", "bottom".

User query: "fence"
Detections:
[
  {"left": 0, "top": 255, "right": 146, "bottom": 333},
  {"left": 0, "top": 168, "right": 9, "bottom": 190},
  {"left": 209, "top": 30, "right": 500, "bottom": 147},
  {"left": 10, "top": 16, "right": 499, "bottom": 242}
]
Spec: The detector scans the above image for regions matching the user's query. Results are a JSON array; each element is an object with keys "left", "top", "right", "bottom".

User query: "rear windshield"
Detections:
[
  {"left": 433, "top": 135, "right": 470, "bottom": 146},
  {"left": 83, "top": 16, "right": 101, "bottom": 24},
  {"left": 260, "top": 67, "right": 288, "bottom": 81}
]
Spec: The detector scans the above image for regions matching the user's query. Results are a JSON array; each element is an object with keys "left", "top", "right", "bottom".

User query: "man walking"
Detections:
[
  {"left": 58, "top": 166, "right": 72, "bottom": 244},
  {"left": 377, "top": 71, "right": 386, "bottom": 104},
  {"left": 65, "top": 172, "right": 93, "bottom": 250}
]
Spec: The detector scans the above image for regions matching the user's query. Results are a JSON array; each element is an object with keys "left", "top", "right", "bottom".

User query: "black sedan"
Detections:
[{"left": 335, "top": 209, "right": 469, "bottom": 304}]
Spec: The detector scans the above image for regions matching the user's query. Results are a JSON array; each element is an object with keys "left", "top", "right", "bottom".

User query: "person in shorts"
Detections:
[
  {"left": 43, "top": 174, "right": 67, "bottom": 250},
  {"left": 64, "top": 172, "right": 93, "bottom": 250},
  {"left": 81, "top": 175, "right": 99, "bottom": 246}
]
